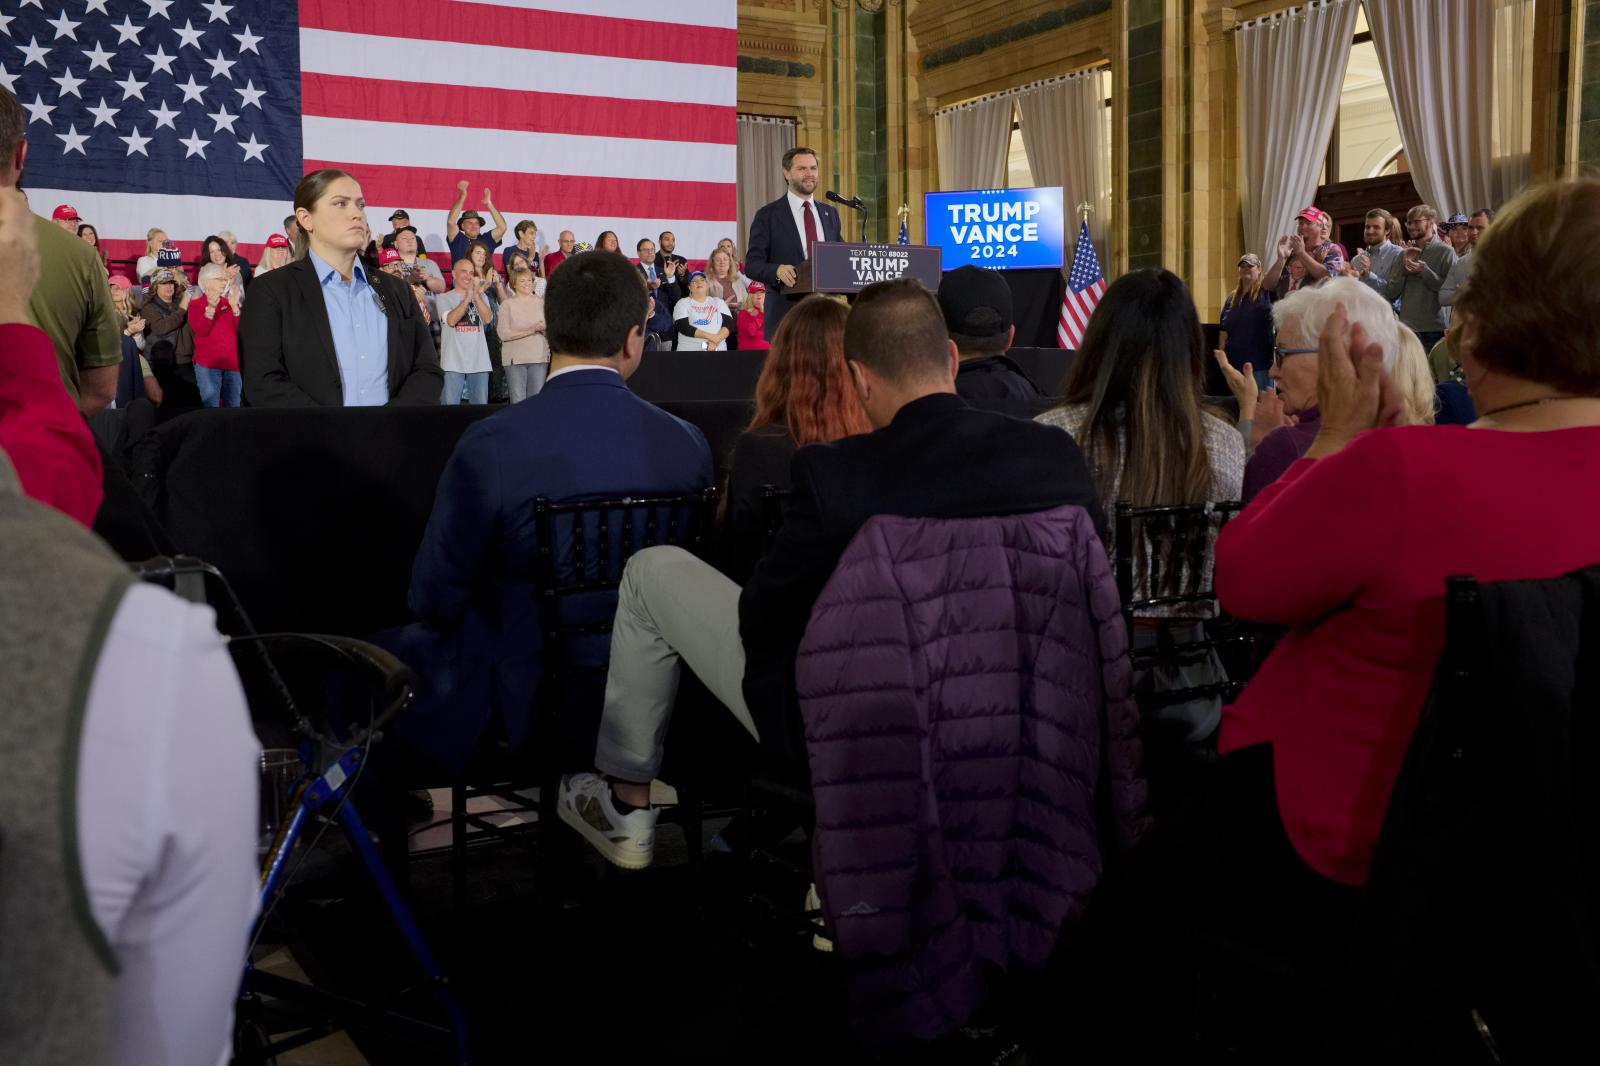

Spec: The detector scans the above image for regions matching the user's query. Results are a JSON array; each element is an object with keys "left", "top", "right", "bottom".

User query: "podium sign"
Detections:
[{"left": 790, "top": 242, "right": 943, "bottom": 295}]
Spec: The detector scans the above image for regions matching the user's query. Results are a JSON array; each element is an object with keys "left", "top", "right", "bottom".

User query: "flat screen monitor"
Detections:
[{"left": 923, "top": 186, "right": 1065, "bottom": 271}]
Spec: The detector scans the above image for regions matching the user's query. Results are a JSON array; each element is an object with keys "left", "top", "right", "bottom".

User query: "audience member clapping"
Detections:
[
  {"left": 110, "top": 275, "right": 160, "bottom": 407},
  {"left": 721, "top": 297, "right": 867, "bottom": 580},
  {"left": 1039, "top": 181, "right": 1600, "bottom": 1064},
  {"left": 217, "top": 230, "right": 254, "bottom": 290},
  {"left": 1383, "top": 204, "right": 1456, "bottom": 349},
  {"left": 496, "top": 267, "right": 549, "bottom": 402},
  {"left": 392, "top": 227, "right": 445, "bottom": 294},
  {"left": 201, "top": 235, "right": 246, "bottom": 304},
  {"left": 447, "top": 181, "right": 507, "bottom": 262},
  {"left": 188, "top": 263, "right": 243, "bottom": 408},
  {"left": 1242, "top": 277, "right": 1404, "bottom": 501},
  {"left": 136, "top": 269, "right": 194, "bottom": 402},
  {"left": 673, "top": 271, "right": 732, "bottom": 351},
  {"left": 1349, "top": 207, "right": 1404, "bottom": 297},
  {"left": 437, "top": 258, "right": 495, "bottom": 405},
  {"left": 1263, "top": 206, "right": 1345, "bottom": 296}
]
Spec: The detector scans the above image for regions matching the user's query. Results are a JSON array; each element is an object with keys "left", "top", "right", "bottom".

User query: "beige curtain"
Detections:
[
  {"left": 934, "top": 95, "right": 1014, "bottom": 191},
  {"left": 1491, "top": 0, "right": 1533, "bottom": 205},
  {"left": 1364, "top": 0, "right": 1495, "bottom": 217},
  {"left": 1016, "top": 68, "right": 1110, "bottom": 270},
  {"left": 737, "top": 115, "right": 796, "bottom": 253},
  {"left": 1235, "top": 0, "right": 1360, "bottom": 264}
]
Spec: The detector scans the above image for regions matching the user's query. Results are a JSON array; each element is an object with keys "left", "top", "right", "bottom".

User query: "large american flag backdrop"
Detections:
[{"left": 3, "top": 0, "right": 738, "bottom": 267}]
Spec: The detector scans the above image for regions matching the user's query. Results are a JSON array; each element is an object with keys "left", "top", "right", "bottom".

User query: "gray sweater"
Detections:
[{"left": 1382, "top": 236, "right": 1457, "bottom": 333}]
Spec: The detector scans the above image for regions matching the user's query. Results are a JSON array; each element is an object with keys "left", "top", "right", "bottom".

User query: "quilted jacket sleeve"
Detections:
[{"left": 796, "top": 523, "right": 924, "bottom": 956}]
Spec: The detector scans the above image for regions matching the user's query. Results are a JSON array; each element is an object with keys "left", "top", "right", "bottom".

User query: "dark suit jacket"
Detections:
[
  {"left": 238, "top": 256, "right": 442, "bottom": 407},
  {"left": 738, "top": 392, "right": 1106, "bottom": 761},
  {"left": 389, "top": 368, "right": 714, "bottom": 775},
  {"left": 745, "top": 194, "right": 843, "bottom": 340},
  {"left": 637, "top": 261, "right": 680, "bottom": 346}
]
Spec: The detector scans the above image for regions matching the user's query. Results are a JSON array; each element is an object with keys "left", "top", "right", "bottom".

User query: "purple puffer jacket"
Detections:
[{"left": 795, "top": 505, "right": 1149, "bottom": 1046}]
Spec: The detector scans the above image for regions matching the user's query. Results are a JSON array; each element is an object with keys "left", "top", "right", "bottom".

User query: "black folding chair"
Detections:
[
  {"left": 446, "top": 489, "right": 722, "bottom": 907},
  {"left": 1112, "top": 500, "right": 1258, "bottom": 705}
]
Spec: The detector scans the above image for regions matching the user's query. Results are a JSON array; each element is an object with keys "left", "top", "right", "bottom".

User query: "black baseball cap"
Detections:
[
  {"left": 389, "top": 209, "right": 410, "bottom": 221},
  {"left": 937, "top": 265, "right": 1014, "bottom": 341}
]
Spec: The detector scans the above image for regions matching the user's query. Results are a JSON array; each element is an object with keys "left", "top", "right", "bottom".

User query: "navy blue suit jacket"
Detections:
[
  {"left": 745, "top": 193, "right": 843, "bottom": 340},
  {"left": 390, "top": 367, "right": 713, "bottom": 775}
]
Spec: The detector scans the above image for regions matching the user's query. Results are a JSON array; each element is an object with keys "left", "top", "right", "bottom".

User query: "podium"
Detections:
[{"left": 788, "top": 242, "right": 943, "bottom": 295}]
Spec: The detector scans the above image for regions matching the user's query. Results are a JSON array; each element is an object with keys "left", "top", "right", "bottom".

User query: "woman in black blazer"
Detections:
[{"left": 239, "top": 169, "right": 441, "bottom": 407}]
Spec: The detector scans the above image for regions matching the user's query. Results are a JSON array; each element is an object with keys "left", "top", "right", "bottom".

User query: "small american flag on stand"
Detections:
[
  {"left": 896, "top": 210, "right": 909, "bottom": 246},
  {"left": 1057, "top": 215, "right": 1106, "bottom": 349}
]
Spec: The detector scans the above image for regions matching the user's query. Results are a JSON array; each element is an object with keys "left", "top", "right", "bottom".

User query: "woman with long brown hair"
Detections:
[
  {"left": 1036, "top": 268, "right": 1245, "bottom": 760},
  {"left": 719, "top": 296, "right": 869, "bottom": 580}
]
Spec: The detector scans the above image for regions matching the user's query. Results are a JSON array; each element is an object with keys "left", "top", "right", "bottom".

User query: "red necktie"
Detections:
[{"left": 802, "top": 200, "right": 818, "bottom": 259}]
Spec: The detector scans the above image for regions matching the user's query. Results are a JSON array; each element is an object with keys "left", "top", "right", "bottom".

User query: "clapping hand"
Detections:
[
  {"left": 1351, "top": 250, "right": 1370, "bottom": 276},
  {"left": 456, "top": 179, "right": 470, "bottom": 195},
  {"left": 1276, "top": 235, "right": 1294, "bottom": 261},
  {"left": 1401, "top": 246, "right": 1423, "bottom": 275},
  {"left": 1251, "top": 388, "right": 1297, "bottom": 450},
  {"left": 1288, "top": 234, "right": 1305, "bottom": 256},
  {"left": 1305, "top": 304, "right": 1401, "bottom": 459},
  {"left": 1211, "top": 349, "right": 1259, "bottom": 421},
  {"left": 126, "top": 314, "right": 146, "bottom": 334},
  {"left": 482, "top": 187, "right": 494, "bottom": 206}
]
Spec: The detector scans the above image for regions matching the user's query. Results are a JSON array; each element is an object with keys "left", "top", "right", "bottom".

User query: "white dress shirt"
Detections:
[
  {"left": 787, "top": 190, "right": 821, "bottom": 259},
  {"left": 79, "top": 583, "right": 261, "bottom": 1066}
]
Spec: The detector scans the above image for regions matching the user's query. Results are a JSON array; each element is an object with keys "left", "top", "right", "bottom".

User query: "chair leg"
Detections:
[
  {"left": 538, "top": 767, "right": 567, "bottom": 910},
  {"left": 450, "top": 780, "right": 467, "bottom": 914},
  {"left": 680, "top": 785, "right": 704, "bottom": 867}
]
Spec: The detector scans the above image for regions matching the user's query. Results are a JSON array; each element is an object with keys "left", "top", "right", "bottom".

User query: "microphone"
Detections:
[{"left": 825, "top": 190, "right": 866, "bottom": 212}]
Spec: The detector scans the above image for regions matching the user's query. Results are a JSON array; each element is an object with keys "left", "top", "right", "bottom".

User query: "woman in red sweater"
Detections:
[
  {"left": 1035, "top": 179, "right": 1600, "bottom": 1062},
  {"left": 188, "top": 262, "right": 242, "bottom": 407}
]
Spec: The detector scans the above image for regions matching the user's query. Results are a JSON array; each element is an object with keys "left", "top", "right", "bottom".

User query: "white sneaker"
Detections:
[
  {"left": 805, "top": 883, "right": 833, "bottom": 953},
  {"left": 556, "top": 773, "right": 657, "bottom": 870}
]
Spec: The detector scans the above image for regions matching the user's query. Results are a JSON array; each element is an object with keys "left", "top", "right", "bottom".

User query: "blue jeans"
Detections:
[
  {"left": 195, "top": 366, "right": 242, "bottom": 407},
  {"left": 441, "top": 371, "right": 489, "bottom": 405},
  {"left": 505, "top": 362, "right": 547, "bottom": 403}
]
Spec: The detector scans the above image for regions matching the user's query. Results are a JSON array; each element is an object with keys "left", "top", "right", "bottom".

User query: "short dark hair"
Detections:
[
  {"left": 783, "top": 146, "right": 818, "bottom": 171},
  {"left": 843, "top": 278, "right": 949, "bottom": 383},
  {"left": 283, "top": 214, "right": 296, "bottom": 230},
  {"left": 545, "top": 251, "right": 650, "bottom": 359},
  {"left": 1471, "top": 207, "right": 1495, "bottom": 221},
  {"left": 0, "top": 90, "right": 24, "bottom": 175},
  {"left": 515, "top": 219, "right": 537, "bottom": 238},
  {"left": 658, "top": 230, "right": 674, "bottom": 243},
  {"left": 636, "top": 237, "right": 654, "bottom": 252}
]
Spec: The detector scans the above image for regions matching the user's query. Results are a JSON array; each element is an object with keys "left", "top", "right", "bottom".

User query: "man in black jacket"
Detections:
[
  {"left": 940, "top": 265, "right": 1046, "bottom": 404},
  {"left": 557, "top": 277, "right": 1105, "bottom": 870}
]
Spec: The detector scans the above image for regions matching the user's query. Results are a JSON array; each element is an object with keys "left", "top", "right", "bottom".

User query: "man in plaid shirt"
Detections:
[{"left": 1263, "top": 205, "right": 1346, "bottom": 298}]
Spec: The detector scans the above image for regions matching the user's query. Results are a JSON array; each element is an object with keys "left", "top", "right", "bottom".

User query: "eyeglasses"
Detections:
[{"left": 1271, "top": 345, "right": 1317, "bottom": 367}]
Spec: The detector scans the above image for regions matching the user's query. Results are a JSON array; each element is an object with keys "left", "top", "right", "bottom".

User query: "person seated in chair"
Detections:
[
  {"left": 939, "top": 265, "right": 1045, "bottom": 404},
  {"left": 379, "top": 251, "right": 714, "bottom": 779},
  {"left": 557, "top": 277, "right": 1106, "bottom": 869}
]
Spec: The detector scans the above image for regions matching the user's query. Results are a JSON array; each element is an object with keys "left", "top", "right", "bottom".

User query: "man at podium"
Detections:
[{"left": 745, "top": 146, "right": 844, "bottom": 340}]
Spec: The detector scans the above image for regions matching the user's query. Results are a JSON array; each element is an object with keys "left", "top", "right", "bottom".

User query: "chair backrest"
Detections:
[
  {"left": 1112, "top": 499, "right": 1255, "bottom": 705},
  {"left": 532, "top": 488, "right": 720, "bottom": 655}
]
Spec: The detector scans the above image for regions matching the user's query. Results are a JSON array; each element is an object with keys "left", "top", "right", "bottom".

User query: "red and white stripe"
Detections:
[
  {"left": 46, "top": 0, "right": 737, "bottom": 270},
  {"left": 1056, "top": 277, "right": 1105, "bottom": 349}
]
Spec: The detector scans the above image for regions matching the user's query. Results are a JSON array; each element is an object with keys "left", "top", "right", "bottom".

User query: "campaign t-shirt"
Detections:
[
  {"left": 672, "top": 296, "right": 731, "bottom": 352},
  {"left": 436, "top": 290, "right": 492, "bottom": 373}
]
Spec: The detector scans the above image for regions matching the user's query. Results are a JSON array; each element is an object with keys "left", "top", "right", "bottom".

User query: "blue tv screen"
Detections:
[{"left": 924, "top": 186, "right": 1065, "bottom": 271}]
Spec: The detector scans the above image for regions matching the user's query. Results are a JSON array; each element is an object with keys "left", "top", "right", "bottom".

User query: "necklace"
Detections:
[{"left": 1477, "top": 395, "right": 1589, "bottom": 419}]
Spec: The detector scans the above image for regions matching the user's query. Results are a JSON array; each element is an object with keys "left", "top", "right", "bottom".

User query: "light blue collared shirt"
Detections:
[{"left": 307, "top": 248, "right": 390, "bottom": 407}]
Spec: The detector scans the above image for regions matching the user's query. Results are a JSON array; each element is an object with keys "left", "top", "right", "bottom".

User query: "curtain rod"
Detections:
[
  {"left": 736, "top": 114, "right": 799, "bottom": 125},
  {"left": 934, "top": 64, "right": 1108, "bottom": 117},
  {"left": 1238, "top": 0, "right": 1353, "bottom": 32}
]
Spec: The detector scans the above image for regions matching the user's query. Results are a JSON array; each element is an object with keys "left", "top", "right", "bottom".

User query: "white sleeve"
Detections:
[
  {"left": 672, "top": 297, "right": 690, "bottom": 321},
  {"left": 79, "top": 584, "right": 261, "bottom": 1066}
]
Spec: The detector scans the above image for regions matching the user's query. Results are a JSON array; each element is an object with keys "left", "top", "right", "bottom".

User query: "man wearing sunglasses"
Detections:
[{"left": 1242, "top": 278, "right": 1398, "bottom": 502}]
